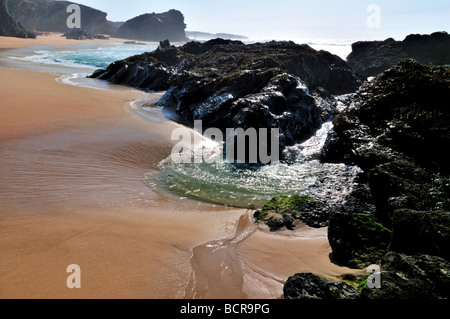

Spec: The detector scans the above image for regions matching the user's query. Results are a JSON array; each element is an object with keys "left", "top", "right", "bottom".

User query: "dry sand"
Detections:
[
  {"left": 0, "top": 35, "right": 363, "bottom": 299},
  {"left": 0, "top": 32, "right": 146, "bottom": 49}
]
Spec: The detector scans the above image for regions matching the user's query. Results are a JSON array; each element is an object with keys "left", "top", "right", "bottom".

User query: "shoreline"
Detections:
[{"left": 0, "top": 34, "right": 362, "bottom": 299}]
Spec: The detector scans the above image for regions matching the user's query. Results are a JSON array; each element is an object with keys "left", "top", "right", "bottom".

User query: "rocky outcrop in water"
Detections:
[
  {"left": 322, "top": 59, "right": 450, "bottom": 267},
  {"left": 282, "top": 60, "right": 450, "bottom": 299},
  {"left": 6, "top": 0, "right": 114, "bottom": 35},
  {"left": 0, "top": 0, "right": 35, "bottom": 38},
  {"left": 347, "top": 32, "right": 450, "bottom": 78},
  {"left": 114, "top": 10, "right": 188, "bottom": 42},
  {"left": 91, "top": 39, "right": 361, "bottom": 152}
]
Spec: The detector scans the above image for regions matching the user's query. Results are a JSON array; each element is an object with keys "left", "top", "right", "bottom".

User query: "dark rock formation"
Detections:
[
  {"left": 63, "top": 28, "right": 109, "bottom": 40},
  {"left": 321, "top": 60, "right": 450, "bottom": 268},
  {"left": 390, "top": 209, "right": 450, "bottom": 260},
  {"left": 91, "top": 39, "right": 361, "bottom": 152},
  {"left": 0, "top": 0, "right": 35, "bottom": 38},
  {"left": 328, "top": 213, "right": 392, "bottom": 268},
  {"left": 114, "top": 10, "right": 188, "bottom": 42},
  {"left": 284, "top": 273, "right": 360, "bottom": 299},
  {"left": 347, "top": 32, "right": 450, "bottom": 78},
  {"left": 6, "top": 0, "right": 114, "bottom": 35},
  {"left": 361, "top": 252, "right": 450, "bottom": 299}
]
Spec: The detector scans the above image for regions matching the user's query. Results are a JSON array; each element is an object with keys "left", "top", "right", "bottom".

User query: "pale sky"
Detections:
[{"left": 73, "top": 0, "right": 450, "bottom": 41}]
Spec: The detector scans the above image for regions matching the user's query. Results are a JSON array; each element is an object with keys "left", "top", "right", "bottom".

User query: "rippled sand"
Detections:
[{"left": 0, "top": 36, "right": 362, "bottom": 299}]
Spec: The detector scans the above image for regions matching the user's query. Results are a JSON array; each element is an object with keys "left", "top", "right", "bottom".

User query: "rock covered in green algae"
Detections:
[
  {"left": 328, "top": 213, "right": 392, "bottom": 269},
  {"left": 253, "top": 195, "right": 321, "bottom": 231}
]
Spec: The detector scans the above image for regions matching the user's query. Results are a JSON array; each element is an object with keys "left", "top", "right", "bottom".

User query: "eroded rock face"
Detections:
[
  {"left": 0, "top": 0, "right": 35, "bottom": 38},
  {"left": 347, "top": 32, "right": 450, "bottom": 78},
  {"left": 6, "top": 0, "right": 113, "bottom": 35},
  {"left": 115, "top": 10, "right": 188, "bottom": 42}
]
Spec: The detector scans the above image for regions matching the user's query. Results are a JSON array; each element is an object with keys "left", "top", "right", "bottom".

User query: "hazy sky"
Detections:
[{"left": 74, "top": 0, "right": 450, "bottom": 41}]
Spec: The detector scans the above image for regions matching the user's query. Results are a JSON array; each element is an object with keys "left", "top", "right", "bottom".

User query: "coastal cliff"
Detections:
[
  {"left": 115, "top": 10, "right": 188, "bottom": 42},
  {"left": 89, "top": 31, "right": 450, "bottom": 299},
  {"left": 6, "top": 0, "right": 113, "bottom": 35},
  {"left": 0, "top": 0, "right": 35, "bottom": 38}
]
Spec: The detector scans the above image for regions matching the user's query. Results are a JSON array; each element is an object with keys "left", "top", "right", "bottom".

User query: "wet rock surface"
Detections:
[
  {"left": 91, "top": 39, "right": 361, "bottom": 151},
  {"left": 289, "top": 59, "right": 450, "bottom": 299}
]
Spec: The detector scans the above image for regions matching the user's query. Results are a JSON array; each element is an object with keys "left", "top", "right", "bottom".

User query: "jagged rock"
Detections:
[
  {"left": 321, "top": 60, "right": 450, "bottom": 268},
  {"left": 390, "top": 209, "right": 450, "bottom": 260},
  {"left": 284, "top": 273, "right": 360, "bottom": 299},
  {"left": 348, "top": 32, "right": 450, "bottom": 78},
  {"left": 0, "top": 0, "right": 35, "bottom": 38},
  {"left": 91, "top": 40, "right": 361, "bottom": 153},
  {"left": 361, "top": 252, "right": 450, "bottom": 299},
  {"left": 114, "top": 10, "right": 188, "bottom": 42},
  {"left": 7, "top": 0, "right": 114, "bottom": 35}
]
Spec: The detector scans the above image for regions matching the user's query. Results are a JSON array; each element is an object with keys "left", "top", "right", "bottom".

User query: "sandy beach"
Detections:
[{"left": 0, "top": 34, "right": 362, "bottom": 299}]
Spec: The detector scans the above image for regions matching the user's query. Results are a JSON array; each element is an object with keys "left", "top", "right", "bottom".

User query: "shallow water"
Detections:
[{"left": 149, "top": 121, "right": 362, "bottom": 208}]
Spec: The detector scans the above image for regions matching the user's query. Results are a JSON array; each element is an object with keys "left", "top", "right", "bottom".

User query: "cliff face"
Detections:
[
  {"left": 347, "top": 31, "right": 450, "bottom": 78},
  {"left": 6, "top": 0, "right": 113, "bottom": 35},
  {"left": 114, "top": 9, "right": 188, "bottom": 42},
  {"left": 0, "top": 0, "right": 35, "bottom": 38}
]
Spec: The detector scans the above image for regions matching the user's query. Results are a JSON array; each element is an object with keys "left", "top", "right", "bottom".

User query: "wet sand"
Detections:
[{"left": 0, "top": 35, "right": 362, "bottom": 299}]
